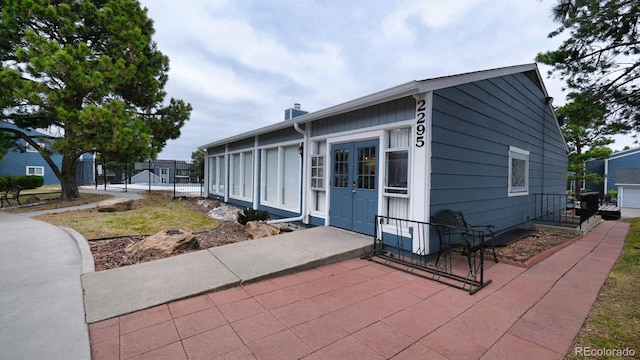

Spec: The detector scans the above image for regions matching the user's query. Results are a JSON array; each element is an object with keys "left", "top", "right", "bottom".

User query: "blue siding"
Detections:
[
  {"left": 584, "top": 159, "right": 605, "bottom": 194},
  {"left": 228, "top": 138, "right": 255, "bottom": 152},
  {"left": 0, "top": 141, "right": 62, "bottom": 184},
  {"left": 311, "top": 97, "right": 414, "bottom": 137},
  {"left": 608, "top": 149, "right": 640, "bottom": 191},
  {"left": 430, "top": 72, "right": 567, "bottom": 232},
  {"left": 208, "top": 146, "right": 225, "bottom": 156},
  {"left": 258, "top": 127, "right": 304, "bottom": 147}
]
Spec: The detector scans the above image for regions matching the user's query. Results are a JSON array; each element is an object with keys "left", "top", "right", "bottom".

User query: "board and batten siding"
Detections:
[
  {"left": 430, "top": 72, "right": 567, "bottom": 231},
  {"left": 311, "top": 97, "right": 415, "bottom": 137}
]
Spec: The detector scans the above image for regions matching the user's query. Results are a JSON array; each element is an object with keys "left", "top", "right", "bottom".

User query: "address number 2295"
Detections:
[{"left": 415, "top": 99, "right": 426, "bottom": 147}]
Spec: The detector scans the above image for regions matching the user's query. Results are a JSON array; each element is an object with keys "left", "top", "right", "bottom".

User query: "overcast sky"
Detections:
[{"left": 138, "top": 0, "right": 634, "bottom": 160}]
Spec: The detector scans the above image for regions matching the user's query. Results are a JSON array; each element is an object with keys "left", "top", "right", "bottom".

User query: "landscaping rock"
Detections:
[
  {"left": 96, "top": 197, "right": 133, "bottom": 212},
  {"left": 125, "top": 229, "right": 197, "bottom": 257},
  {"left": 245, "top": 221, "right": 280, "bottom": 239}
]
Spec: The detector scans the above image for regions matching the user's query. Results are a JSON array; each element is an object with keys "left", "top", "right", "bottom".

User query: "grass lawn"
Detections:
[
  {"left": 33, "top": 193, "right": 219, "bottom": 239},
  {"left": 567, "top": 218, "right": 640, "bottom": 358}
]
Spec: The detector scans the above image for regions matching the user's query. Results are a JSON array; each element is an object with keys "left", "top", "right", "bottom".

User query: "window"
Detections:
[
  {"left": 385, "top": 128, "right": 409, "bottom": 195},
  {"left": 26, "top": 166, "right": 44, "bottom": 176},
  {"left": 310, "top": 155, "right": 324, "bottom": 189},
  {"left": 261, "top": 145, "right": 300, "bottom": 210},
  {"left": 509, "top": 146, "right": 529, "bottom": 196},
  {"left": 230, "top": 151, "right": 253, "bottom": 199},
  {"left": 208, "top": 155, "right": 225, "bottom": 194},
  {"left": 310, "top": 140, "right": 326, "bottom": 213}
]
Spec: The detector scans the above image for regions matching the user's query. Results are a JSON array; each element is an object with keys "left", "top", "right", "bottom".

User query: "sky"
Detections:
[{"left": 138, "top": 0, "right": 635, "bottom": 160}]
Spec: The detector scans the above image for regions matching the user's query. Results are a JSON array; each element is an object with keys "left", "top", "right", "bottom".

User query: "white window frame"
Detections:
[
  {"left": 508, "top": 146, "right": 529, "bottom": 196},
  {"left": 208, "top": 155, "right": 226, "bottom": 195},
  {"left": 260, "top": 144, "right": 301, "bottom": 211},
  {"left": 26, "top": 166, "right": 44, "bottom": 176},
  {"left": 384, "top": 128, "right": 410, "bottom": 197},
  {"left": 229, "top": 150, "right": 254, "bottom": 201}
]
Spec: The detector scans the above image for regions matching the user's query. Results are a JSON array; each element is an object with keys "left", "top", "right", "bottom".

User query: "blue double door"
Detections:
[{"left": 329, "top": 140, "right": 379, "bottom": 235}]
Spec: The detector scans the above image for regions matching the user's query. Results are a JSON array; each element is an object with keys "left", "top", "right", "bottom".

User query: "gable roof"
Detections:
[
  {"left": 199, "top": 63, "right": 554, "bottom": 150},
  {"left": 615, "top": 168, "right": 640, "bottom": 185},
  {"left": 0, "top": 121, "right": 55, "bottom": 138}
]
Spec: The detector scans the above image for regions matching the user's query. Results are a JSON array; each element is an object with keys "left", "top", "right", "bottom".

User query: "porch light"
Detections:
[{"left": 298, "top": 143, "right": 304, "bottom": 156}]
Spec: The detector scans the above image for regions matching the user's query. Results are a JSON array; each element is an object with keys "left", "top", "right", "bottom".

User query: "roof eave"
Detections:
[{"left": 198, "top": 81, "right": 420, "bottom": 150}]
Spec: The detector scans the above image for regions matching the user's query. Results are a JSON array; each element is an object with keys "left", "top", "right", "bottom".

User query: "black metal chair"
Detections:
[{"left": 430, "top": 210, "right": 497, "bottom": 277}]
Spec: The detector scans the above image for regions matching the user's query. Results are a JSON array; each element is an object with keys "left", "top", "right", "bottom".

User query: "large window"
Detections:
[
  {"left": 208, "top": 155, "right": 225, "bottom": 194},
  {"left": 26, "top": 166, "right": 44, "bottom": 176},
  {"left": 509, "top": 146, "right": 529, "bottom": 196},
  {"left": 261, "top": 145, "right": 300, "bottom": 210},
  {"left": 385, "top": 128, "right": 409, "bottom": 195},
  {"left": 230, "top": 151, "right": 254, "bottom": 200}
]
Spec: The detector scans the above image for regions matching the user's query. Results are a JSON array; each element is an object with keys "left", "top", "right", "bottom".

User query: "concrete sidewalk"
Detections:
[
  {"left": 82, "top": 226, "right": 373, "bottom": 323},
  {"left": 0, "top": 213, "right": 92, "bottom": 360}
]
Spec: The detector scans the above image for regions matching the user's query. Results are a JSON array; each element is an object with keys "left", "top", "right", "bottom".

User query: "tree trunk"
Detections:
[{"left": 60, "top": 155, "right": 80, "bottom": 200}]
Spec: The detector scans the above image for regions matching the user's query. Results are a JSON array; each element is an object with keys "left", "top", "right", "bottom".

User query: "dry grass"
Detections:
[{"left": 33, "top": 193, "right": 219, "bottom": 239}]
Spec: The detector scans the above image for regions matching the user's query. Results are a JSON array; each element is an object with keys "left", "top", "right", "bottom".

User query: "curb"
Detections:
[{"left": 61, "top": 226, "right": 95, "bottom": 274}]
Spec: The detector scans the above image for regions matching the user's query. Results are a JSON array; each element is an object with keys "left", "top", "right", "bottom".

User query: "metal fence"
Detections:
[{"left": 76, "top": 158, "right": 204, "bottom": 197}]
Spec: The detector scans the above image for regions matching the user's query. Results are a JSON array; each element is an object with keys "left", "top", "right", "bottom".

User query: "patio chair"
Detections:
[{"left": 430, "top": 210, "right": 497, "bottom": 276}]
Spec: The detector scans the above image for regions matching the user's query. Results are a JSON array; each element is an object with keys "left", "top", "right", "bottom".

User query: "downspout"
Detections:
[{"left": 267, "top": 121, "right": 309, "bottom": 225}]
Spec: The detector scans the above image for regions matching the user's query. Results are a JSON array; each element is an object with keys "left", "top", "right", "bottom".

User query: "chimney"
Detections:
[{"left": 284, "top": 103, "right": 308, "bottom": 121}]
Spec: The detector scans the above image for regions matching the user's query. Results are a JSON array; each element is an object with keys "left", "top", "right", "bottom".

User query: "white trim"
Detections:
[{"left": 26, "top": 166, "right": 44, "bottom": 176}]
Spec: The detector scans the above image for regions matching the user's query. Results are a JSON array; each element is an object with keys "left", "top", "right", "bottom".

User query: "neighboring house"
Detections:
[
  {"left": 131, "top": 169, "right": 162, "bottom": 184},
  {"left": 199, "top": 63, "right": 568, "bottom": 255},
  {"left": 133, "top": 160, "right": 190, "bottom": 184},
  {"left": 586, "top": 147, "right": 640, "bottom": 208},
  {"left": 0, "top": 122, "right": 62, "bottom": 185}
]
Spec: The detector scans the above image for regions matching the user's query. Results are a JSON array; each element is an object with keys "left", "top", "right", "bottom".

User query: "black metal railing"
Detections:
[
  {"left": 534, "top": 192, "right": 600, "bottom": 229},
  {"left": 365, "top": 215, "right": 492, "bottom": 295}
]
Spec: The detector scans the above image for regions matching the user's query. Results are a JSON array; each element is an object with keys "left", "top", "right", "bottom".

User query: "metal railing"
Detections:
[
  {"left": 534, "top": 192, "right": 600, "bottom": 229},
  {"left": 365, "top": 215, "right": 492, "bottom": 295}
]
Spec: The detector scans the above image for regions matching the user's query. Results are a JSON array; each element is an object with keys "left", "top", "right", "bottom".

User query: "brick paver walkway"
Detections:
[{"left": 89, "top": 221, "right": 628, "bottom": 359}]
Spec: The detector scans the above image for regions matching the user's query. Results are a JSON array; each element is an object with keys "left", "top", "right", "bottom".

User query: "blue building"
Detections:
[
  {"left": 585, "top": 147, "right": 640, "bottom": 208},
  {"left": 199, "top": 63, "right": 568, "bottom": 254},
  {"left": 0, "top": 122, "right": 62, "bottom": 185}
]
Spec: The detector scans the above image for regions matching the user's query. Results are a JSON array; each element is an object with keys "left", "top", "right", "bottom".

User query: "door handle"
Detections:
[{"left": 352, "top": 181, "right": 356, "bottom": 193}]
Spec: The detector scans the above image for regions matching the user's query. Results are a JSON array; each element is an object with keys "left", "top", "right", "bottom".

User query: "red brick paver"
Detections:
[{"left": 89, "top": 221, "right": 628, "bottom": 359}]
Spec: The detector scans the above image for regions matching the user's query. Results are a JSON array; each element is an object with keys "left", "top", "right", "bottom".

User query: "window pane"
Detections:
[
  {"left": 333, "top": 149, "right": 349, "bottom": 188},
  {"left": 386, "top": 150, "right": 408, "bottom": 193},
  {"left": 389, "top": 128, "right": 410, "bottom": 148},
  {"left": 208, "top": 157, "right": 217, "bottom": 192},
  {"left": 219, "top": 156, "right": 225, "bottom": 193},
  {"left": 264, "top": 148, "right": 278, "bottom": 202},
  {"left": 511, "top": 158, "right": 526, "bottom": 188},
  {"left": 232, "top": 154, "right": 241, "bottom": 196},
  {"left": 283, "top": 145, "right": 299, "bottom": 207},
  {"left": 243, "top": 152, "right": 253, "bottom": 197},
  {"left": 357, "top": 146, "right": 376, "bottom": 190}
]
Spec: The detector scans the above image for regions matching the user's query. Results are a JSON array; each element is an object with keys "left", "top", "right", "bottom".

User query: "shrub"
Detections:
[
  {"left": 0, "top": 175, "right": 44, "bottom": 189},
  {"left": 237, "top": 208, "right": 269, "bottom": 225},
  {"left": 607, "top": 189, "right": 618, "bottom": 198}
]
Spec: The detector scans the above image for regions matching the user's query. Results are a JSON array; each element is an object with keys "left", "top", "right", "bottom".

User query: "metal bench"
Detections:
[
  {"left": 430, "top": 210, "right": 498, "bottom": 277},
  {"left": 1, "top": 185, "right": 22, "bottom": 208}
]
